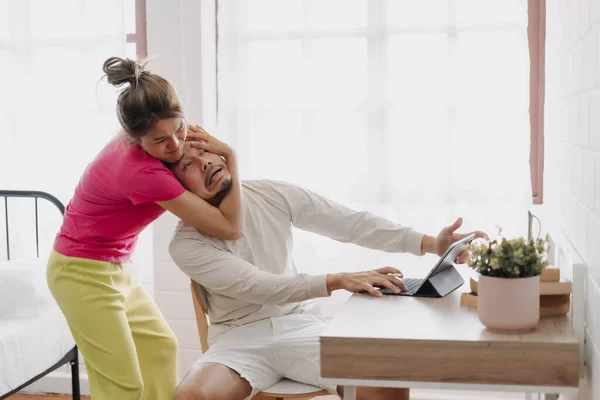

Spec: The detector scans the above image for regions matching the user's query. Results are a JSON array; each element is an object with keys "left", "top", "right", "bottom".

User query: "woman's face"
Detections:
[{"left": 140, "top": 117, "right": 187, "bottom": 163}]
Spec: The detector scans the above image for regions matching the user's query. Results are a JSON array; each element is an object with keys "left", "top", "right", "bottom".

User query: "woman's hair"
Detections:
[{"left": 102, "top": 57, "right": 184, "bottom": 142}]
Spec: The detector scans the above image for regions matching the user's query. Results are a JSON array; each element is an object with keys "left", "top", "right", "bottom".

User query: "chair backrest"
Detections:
[{"left": 190, "top": 280, "right": 210, "bottom": 352}]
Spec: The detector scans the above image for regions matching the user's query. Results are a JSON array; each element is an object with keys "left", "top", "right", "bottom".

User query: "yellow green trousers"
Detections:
[{"left": 47, "top": 251, "right": 178, "bottom": 400}]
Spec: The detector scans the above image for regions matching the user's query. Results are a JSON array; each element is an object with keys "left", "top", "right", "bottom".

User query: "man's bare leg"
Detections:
[
  {"left": 173, "top": 362, "right": 253, "bottom": 400},
  {"left": 338, "top": 386, "right": 410, "bottom": 400}
]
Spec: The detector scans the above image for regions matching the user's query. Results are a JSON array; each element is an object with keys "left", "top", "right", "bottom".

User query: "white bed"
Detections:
[
  {"left": 0, "top": 190, "right": 80, "bottom": 399},
  {"left": 0, "top": 301, "right": 75, "bottom": 395}
]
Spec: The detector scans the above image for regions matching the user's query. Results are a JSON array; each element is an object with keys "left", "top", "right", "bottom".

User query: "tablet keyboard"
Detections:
[{"left": 380, "top": 277, "right": 422, "bottom": 295}]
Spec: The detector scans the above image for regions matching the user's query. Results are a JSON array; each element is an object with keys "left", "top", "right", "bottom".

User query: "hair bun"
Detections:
[{"left": 103, "top": 56, "right": 146, "bottom": 88}]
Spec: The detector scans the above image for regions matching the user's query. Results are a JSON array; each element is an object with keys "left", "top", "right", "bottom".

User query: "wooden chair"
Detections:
[{"left": 190, "top": 280, "right": 332, "bottom": 400}]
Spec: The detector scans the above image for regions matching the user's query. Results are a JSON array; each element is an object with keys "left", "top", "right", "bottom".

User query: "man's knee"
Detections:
[
  {"left": 172, "top": 380, "right": 244, "bottom": 400},
  {"left": 173, "top": 363, "right": 251, "bottom": 400},
  {"left": 173, "top": 379, "right": 230, "bottom": 400},
  {"left": 172, "top": 382, "right": 207, "bottom": 400}
]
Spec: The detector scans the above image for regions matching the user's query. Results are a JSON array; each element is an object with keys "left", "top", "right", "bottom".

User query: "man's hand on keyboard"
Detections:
[{"left": 326, "top": 267, "right": 407, "bottom": 297}]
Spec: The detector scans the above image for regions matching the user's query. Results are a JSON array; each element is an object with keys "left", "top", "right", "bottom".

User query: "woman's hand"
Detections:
[
  {"left": 186, "top": 124, "right": 211, "bottom": 141},
  {"left": 187, "top": 124, "right": 234, "bottom": 159}
]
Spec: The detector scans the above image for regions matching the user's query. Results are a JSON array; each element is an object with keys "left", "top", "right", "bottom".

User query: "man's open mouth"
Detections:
[{"left": 206, "top": 166, "right": 223, "bottom": 187}]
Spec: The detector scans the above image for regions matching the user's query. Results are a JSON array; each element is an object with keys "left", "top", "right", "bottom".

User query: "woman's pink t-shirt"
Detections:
[{"left": 53, "top": 137, "right": 185, "bottom": 263}]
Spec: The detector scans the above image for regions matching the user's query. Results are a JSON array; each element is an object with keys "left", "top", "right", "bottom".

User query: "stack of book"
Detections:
[{"left": 460, "top": 268, "right": 571, "bottom": 317}]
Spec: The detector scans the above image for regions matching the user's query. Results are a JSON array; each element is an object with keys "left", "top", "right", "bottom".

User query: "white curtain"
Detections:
[
  {"left": 217, "top": 1, "right": 534, "bottom": 276},
  {"left": 0, "top": 0, "right": 125, "bottom": 259}
]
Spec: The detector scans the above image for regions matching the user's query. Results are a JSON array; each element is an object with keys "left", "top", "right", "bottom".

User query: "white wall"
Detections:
[
  {"left": 146, "top": 0, "right": 213, "bottom": 377},
  {"left": 544, "top": 1, "right": 600, "bottom": 399}
]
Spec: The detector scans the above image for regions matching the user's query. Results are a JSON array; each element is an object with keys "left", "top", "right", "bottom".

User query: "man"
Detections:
[{"left": 168, "top": 141, "right": 484, "bottom": 400}]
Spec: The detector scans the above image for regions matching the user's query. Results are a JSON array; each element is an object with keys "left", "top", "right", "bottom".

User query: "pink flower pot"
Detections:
[{"left": 477, "top": 275, "right": 540, "bottom": 333}]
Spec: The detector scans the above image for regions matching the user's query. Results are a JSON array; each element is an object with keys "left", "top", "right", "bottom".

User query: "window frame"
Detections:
[
  {"left": 126, "top": 0, "right": 147, "bottom": 58},
  {"left": 528, "top": 0, "right": 546, "bottom": 205}
]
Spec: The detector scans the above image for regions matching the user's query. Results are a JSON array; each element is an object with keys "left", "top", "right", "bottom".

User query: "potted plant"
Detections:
[{"left": 466, "top": 230, "right": 549, "bottom": 333}]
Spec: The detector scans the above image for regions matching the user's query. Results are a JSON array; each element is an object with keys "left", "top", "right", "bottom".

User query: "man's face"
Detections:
[{"left": 171, "top": 142, "right": 232, "bottom": 201}]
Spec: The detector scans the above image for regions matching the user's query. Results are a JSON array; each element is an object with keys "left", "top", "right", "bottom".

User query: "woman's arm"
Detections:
[{"left": 158, "top": 128, "right": 243, "bottom": 240}]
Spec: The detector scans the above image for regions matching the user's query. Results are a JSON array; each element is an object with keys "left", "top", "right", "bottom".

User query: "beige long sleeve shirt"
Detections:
[{"left": 169, "top": 180, "right": 425, "bottom": 329}]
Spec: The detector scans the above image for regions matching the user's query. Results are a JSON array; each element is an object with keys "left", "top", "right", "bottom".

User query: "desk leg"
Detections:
[{"left": 343, "top": 385, "right": 357, "bottom": 400}]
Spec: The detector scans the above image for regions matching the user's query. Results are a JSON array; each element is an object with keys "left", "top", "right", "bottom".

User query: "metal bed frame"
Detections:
[{"left": 0, "top": 190, "right": 80, "bottom": 400}]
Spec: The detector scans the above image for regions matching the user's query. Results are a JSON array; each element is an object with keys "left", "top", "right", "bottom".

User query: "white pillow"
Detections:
[{"left": 0, "top": 257, "right": 53, "bottom": 319}]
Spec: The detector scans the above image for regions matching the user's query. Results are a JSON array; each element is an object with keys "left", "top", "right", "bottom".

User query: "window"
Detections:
[
  {"left": 0, "top": 0, "right": 127, "bottom": 259},
  {"left": 216, "top": 0, "right": 536, "bottom": 214}
]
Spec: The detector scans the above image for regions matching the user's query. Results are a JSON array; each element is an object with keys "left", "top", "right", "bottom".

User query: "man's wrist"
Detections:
[
  {"left": 421, "top": 235, "right": 436, "bottom": 255},
  {"left": 326, "top": 273, "right": 342, "bottom": 295}
]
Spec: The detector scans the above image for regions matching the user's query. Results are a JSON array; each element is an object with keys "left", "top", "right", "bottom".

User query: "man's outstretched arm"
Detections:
[
  {"left": 258, "top": 180, "right": 486, "bottom": 261},
  {"left": 254, "top": 180, "right": 428, "bottom": 256}
]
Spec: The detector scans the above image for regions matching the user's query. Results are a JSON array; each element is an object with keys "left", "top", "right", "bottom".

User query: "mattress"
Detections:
[{"left": 0, "top": 300, "right": 75, "bottom": 395}]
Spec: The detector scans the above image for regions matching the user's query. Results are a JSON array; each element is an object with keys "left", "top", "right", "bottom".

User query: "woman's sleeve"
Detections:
[{"left": 128, "top": 164, "right": 186, "bottom": 205}]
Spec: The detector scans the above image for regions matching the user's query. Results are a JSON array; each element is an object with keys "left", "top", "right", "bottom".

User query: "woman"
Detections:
[{"left": 46, "top": 57, "right": 242, "bottom": 400}]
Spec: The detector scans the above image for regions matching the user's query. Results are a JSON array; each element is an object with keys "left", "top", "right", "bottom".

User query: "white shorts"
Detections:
[{"left": 193, "top": 313, "right": 337, "bottom": 399}]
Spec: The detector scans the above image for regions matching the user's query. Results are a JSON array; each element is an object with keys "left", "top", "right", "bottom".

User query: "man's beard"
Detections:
[{"left": 207, "top": 178, "right": 233, "bottom": 207}]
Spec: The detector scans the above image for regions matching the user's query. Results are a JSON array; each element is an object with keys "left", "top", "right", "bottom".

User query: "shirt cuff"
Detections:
[
  {"left": 307, "top": 274, "right": 329, "bottom": 299},
  {"left": 402, "top": 229, "right": 426, "bottom": 256}
]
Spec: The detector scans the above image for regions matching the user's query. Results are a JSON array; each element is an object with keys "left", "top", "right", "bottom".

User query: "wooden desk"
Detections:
[{"left": 319, "top": 266, "right": 580, "bottom": 400}]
